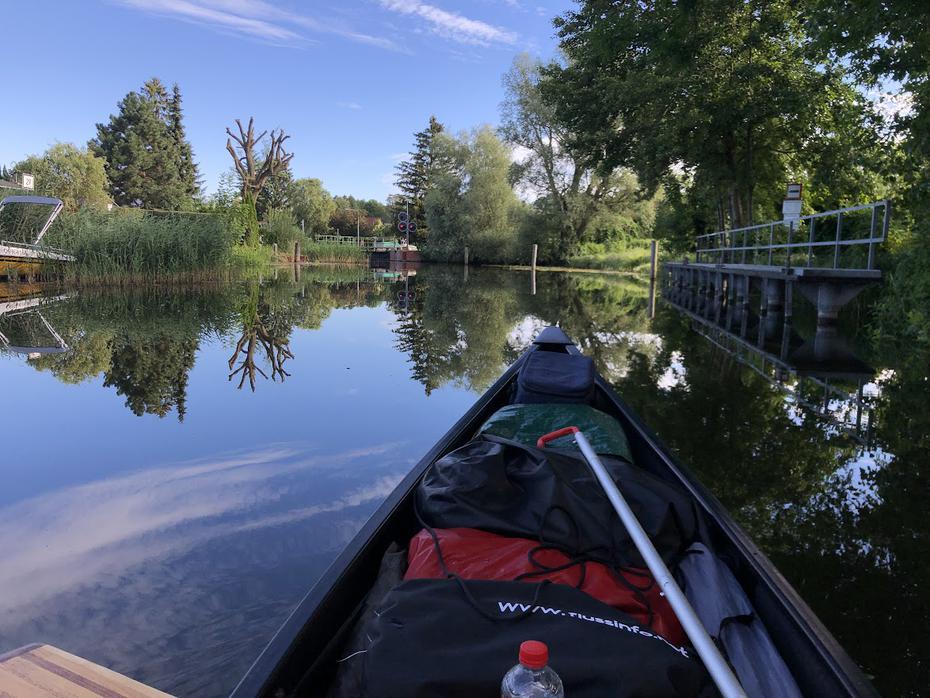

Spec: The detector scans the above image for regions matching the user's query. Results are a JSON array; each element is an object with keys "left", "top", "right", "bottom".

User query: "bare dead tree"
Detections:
[{"left": 225, "top": 117, "right": 294, "bottom": 201}]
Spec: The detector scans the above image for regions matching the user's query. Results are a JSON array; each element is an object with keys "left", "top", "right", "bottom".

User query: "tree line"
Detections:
[{"left": 2, "top": 78, "right": 391, "bottom": 253}]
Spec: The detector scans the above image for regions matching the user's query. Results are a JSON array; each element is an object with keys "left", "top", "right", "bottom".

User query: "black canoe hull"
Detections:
[{"left": 231, "top": 329, "right": 875, "bottom": 697}]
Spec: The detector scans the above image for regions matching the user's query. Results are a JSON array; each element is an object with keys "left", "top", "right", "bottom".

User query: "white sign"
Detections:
[
  {"left": 782, "top": 199, "right": 802, "bottom": 224},
  {"left": 785, "top": 183, "right": 802, "bottom": 200},
  {"left": 19, "top": 173, "right": 35, "bottom": 190}
]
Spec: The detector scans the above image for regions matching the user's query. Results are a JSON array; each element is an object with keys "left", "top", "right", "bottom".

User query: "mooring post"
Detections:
[
  {"left": 464, "top": 246, "right": 469, "bottom": 267},
  {"left": 531, "top": 243, "right": 538, "bottom": 271},
  {"left": 649, "top": 240, "right": 658, "bottom": 280},
  {"left": 294, "top": 240, "right": 300, "bottom": 263},
  {"left": 648, "top": 274, "right": 656, "bottom": 319}
]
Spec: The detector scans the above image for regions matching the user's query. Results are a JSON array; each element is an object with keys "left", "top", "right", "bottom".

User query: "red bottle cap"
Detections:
[{"left": 519, "top": 640, "right": 548, "bottom": 670}]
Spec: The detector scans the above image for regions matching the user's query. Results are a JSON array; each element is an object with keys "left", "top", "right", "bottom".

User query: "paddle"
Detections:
[{"left": 537, "top": 426, "right": 747, "bottom": 698}]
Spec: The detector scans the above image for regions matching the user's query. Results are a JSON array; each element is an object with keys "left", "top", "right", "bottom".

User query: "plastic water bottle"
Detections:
[{"left": 501, "top": 640, "right": 564, "bottom": 697}]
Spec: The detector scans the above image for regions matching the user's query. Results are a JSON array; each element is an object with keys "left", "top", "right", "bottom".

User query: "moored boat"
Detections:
[
  {"left": 232, "top": 326, "right": 876, "bottom": 697},
  {"left": 0, "top": 195, "right": 73, "bottom": 281}
]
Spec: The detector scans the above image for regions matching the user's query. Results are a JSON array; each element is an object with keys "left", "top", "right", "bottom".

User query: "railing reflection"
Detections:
[
  {"left": 662, "top": 276, "right": 875, "bottom": 446},
  {"left": 0, "top": 291, "right": 71, "bottom": 357}
]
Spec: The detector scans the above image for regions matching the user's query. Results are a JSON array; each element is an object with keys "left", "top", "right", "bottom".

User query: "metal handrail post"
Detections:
[
  {"left": 867, "top": 205, "right": 878, "bottom": 270},
  {"left": 742, "top": 230, "right": 747, "bottom": 264},
  {"left": 767, "top": 223, "right": 774, "bottom": 265},
  {"left": 786, "top": 221, "right": 794, "bottom": 268},
  {"left": 833, "top": 212, "right": 843, "bottom": 269},
  {"left": 879, "top": 200, "right": 892, "bottom": 268},
  {"left": 807, "top": 218, "right": 816, "bottom": 267}
]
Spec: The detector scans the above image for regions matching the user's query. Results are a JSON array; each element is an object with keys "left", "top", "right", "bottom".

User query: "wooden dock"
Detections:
[{"left": 0, "top": 644, "right": 171, "bottom": 698}]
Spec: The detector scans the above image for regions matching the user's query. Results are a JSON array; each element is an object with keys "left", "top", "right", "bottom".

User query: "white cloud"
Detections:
[
  {"left": 337, "top": 101, "right": 363, "bottom": 110},
  {"left": 113, "top": 0, "right": 402, "bottom": 50},
  {"left": 0, "top": 443, "right": 406, "bottom": 617},
  {"left": 378, "top": 0, "right": 518, "bottom": 46},
  {"left": 116, "top": 0, "right": 301, "bottom": 42}
]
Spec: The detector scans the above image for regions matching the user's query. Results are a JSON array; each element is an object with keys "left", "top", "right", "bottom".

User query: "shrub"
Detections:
[{"left": 261, "top": 208, "right": 301, "bottom": 248}]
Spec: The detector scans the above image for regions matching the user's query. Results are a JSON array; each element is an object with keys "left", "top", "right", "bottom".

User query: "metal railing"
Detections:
[
  {"left": 694, "top": 200, "right": 890, "bottom": 270},
  {"left": 315, "top": 235, "right": 405, "bottom": 250},
  {"left": 0, "top": 239, "right": 71, "bottom": 256}
]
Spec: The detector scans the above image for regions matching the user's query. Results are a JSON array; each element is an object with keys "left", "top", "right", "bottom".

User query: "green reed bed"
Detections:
[
  {"left": 303, "top": 242, "right": 367, "bottom": 264},
  {"left": 48, "top": 208, "right": 239, "bottom": 282}
]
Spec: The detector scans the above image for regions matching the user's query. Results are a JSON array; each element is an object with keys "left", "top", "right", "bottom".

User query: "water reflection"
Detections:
[
  {"left": 0, "top": 265, "right": 925, "bottom": 694},
  {"left": 662, "top": 282, "right": 876, "bottom": 445},
  {"left": 0, "top": 291, "right": 71, "bottom": 356},
  {"left": 2, "top": 267, "right": 653, "bottom": 412}
]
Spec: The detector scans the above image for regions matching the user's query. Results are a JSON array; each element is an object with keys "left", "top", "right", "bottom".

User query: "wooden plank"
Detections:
[
  {"left": 0, "top": 645, "right": 171, "bottom": 698},
  {"left": 32, "top": 648, "right": 169, "bottom": 698},
  {"left": 1, "top": 656, "right": 102, "bottom": 698}
]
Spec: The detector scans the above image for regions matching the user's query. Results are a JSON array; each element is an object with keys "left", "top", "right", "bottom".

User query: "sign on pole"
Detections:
[{"left": 783, "top": 182, "right": 803, "bottom": 224}]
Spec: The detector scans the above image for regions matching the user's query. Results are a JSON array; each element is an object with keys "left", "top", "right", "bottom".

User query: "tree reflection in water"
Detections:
[{"left": 228, "top": 287, "right": 294, "bottom": 391}]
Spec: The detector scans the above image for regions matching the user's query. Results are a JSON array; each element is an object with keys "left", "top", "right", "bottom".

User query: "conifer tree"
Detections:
[
  {"left": 169, "top": 83, "right": 201, "bottom": 200},
  {"left": 393, "top": 116, "right": 446, "bottom": 242},
  {"left": 90, "top": 78, "right": 197, "bottom": 210}
]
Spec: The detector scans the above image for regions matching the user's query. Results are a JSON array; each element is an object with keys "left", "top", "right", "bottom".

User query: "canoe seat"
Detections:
[{"left": 478, "top": 403, "right": 633, "bottom": 462}]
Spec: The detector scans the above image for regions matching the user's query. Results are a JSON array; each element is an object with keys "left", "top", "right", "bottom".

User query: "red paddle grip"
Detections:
[{"left": 536, "top": 426, "right": 580, "bottom": 449}]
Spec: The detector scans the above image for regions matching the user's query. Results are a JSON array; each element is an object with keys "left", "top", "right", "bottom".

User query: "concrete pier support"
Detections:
[
  {"left": 764, "top": 279, "right": 786, "bottom": 314},
  {"left": 798, "top": 281, "right": 870, "bottom": 327}
]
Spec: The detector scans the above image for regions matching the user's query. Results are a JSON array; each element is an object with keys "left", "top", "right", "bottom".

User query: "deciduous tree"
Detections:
[
  {"left": 289, "top": 178, "right": 335, "bottom": 239},
  {"left": 545, "top": 0, "right": 881, "bottom": 233},
  {"left": 502, "top": 54, "right": 651, "bottom": 261},
  {"left": 14, "top": 143, "right": 110, "bottom": 211},
  {"left": 424, "top": 127, "right": 522, "bottom": 263}
]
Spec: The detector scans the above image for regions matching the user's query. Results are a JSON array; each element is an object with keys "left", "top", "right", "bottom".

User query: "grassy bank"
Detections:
[{"left": 566, "top": 241, "right": 652, "bottom": 273}]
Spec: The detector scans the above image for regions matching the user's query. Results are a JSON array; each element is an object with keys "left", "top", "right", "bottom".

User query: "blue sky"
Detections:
[{"left": 0, "top": 0, "right": 569, "bottom": 201}]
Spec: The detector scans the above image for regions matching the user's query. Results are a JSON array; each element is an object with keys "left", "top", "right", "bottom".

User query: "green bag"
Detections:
[{"left": 478, "top": 403, "right": 633, "bottom": 463}]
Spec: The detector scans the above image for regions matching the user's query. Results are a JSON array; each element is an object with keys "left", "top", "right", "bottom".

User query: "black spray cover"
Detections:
[{"left": 417, "top": 436, "right": 699, "bottom": 568}]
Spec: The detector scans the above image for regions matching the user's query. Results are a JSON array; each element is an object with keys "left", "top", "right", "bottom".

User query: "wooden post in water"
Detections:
[
  {"left": 648, "top": 274, "right": 656, "bottom": 319},
  {"left": 464, "top": 246, "right": 469, "bottom": 266},
  {"left": 531, "top": 243, "right": 538, "bottom": 295},
  {"left": 294, "top": 240, "right": 301, "bottom": 263},
  {"left": 649, "top": 239, "right": 658, "bottom": 280}
]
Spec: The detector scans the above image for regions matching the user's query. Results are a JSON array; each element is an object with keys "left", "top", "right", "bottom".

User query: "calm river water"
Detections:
[{"left": 0, "top": 265, "right": 925, "bottom": 695}]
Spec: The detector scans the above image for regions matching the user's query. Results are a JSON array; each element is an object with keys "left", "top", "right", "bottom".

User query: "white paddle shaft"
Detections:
[{"left": 573, "top": 430, "right": 747, "bottom": 698}]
